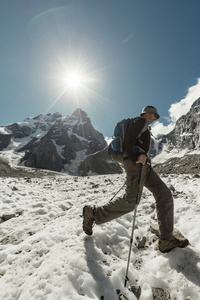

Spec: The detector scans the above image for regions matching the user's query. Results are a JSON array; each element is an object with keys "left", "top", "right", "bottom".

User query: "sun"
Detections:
[
  {"left": 64, "top": 70, "right": 85, "bottom": 91},
  {"left": 53, "top": 59, "right": 96, "bottom": 102},
  {"left": 48, "top": 54, "right": 101, "bottom": 111}
]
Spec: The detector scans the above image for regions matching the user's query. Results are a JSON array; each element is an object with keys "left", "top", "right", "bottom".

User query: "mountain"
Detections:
[
  {"left": 151, "top": 97, "right": 200, "bottom": 174},
  {"left": 0, "top": 109, "right": 121, "bottom": 176},
  {"left": 1, "top": 98, "right": 200, "bottom": 176}
]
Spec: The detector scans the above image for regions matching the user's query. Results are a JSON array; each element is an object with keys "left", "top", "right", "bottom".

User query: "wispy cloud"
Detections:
[
  {"left": 152, "top": 78, "right": 200, "bottom": 137},
  {"left": 123, "top": 31, "right": 135, "bottom": 44}
]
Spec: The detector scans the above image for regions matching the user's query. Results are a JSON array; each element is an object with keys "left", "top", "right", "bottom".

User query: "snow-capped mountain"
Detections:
[
  {"left": 1, "top": 98, "right": 200, "bottom": 175},
  {"left": 151, "top": 98, "right": 200, "bottom": 174},
  {"left": 0, "top": 109, "right": 121, "bottom": 175}
]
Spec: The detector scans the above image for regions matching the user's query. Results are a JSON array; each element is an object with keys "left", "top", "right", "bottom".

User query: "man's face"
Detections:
[{"left": 143, "top": 113, "right": 157, "bottom": 125}]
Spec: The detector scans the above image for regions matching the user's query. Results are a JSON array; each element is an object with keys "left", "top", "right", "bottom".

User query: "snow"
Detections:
[
  {"left": 68, "top": 129, "right": 90, "bottom": 143},
  {"left": 0, "top": 127, "right": 11, "bottom": 135},
  {"left": 63, "top": 150, "right": 88, "bottom": 175},
  {"left": 0, "top": 168, "right": 199, "bottom": 300},
  {"left": 152, "top": 142, "right": 200, "bottom": 165},
  {"left": 0, "top": 149, "right": 24, "bottom": 167}
]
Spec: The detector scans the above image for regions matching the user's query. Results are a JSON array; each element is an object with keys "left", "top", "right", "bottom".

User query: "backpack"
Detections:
[{"left": 108, "top": 118, "right": 148, "bottom": 163}]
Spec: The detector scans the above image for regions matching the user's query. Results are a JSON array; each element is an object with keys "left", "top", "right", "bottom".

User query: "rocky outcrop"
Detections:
[
  {"left": 21, "top": 137, "right": 63, "bottom": 172},
  {"left": 79, "top": 149, "right": 122, "bottom": 176},
  {"left": 6, "top": 123, "right": 32, "bottom": 138},
  {"left": 153, "top": 154, "right": 200, "bottom": 175}
]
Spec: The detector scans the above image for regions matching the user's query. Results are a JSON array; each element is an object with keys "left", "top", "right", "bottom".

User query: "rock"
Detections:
[
  {"left": 1, "top": 211, "right": 23, "bottom": 222},
  {"left": 169, "top": 185, "right": 175, "bottom": 192},
  {"left": 154, "top": 154, "right": 200, "bottom": 174},
  {"left": 78, "top": 148, "right": 122, "bottom": 175},
  {"left": 0, "top": 133, "right": 12, "bottom": 150},
  {"left": 2, "top": 214, "right": 16, "bottom": 221},
  {"left": 22, "top": 137, "right": 63, "bottom": 172},
  {"left": 152, "top": 287, "right": 171, "bottom": 300},
  {"left": 6, "top": 123, "right": 32, "bottom": 138},
  {"left": 137, "top": 236, "right": 147, "bottom": 249},
  {"left": 194, "top": 174, "right": 200, "bottom": 178},
  {"left": 130, "top": 285, "right": 141, "bottom": 299}
]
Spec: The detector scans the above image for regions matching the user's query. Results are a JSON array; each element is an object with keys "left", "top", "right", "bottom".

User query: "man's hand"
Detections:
[{"left": 136, "top": 154, "right": 147, "bottom": 165}]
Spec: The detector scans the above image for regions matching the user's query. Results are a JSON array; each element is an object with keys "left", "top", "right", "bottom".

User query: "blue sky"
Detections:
[{"left": 1, "top": 0, "right": 200, "bottom": 137}]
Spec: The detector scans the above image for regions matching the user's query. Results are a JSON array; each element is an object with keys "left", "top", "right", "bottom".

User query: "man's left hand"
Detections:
[{"left": 136, "top": 154, "right": 147, "bottom": 165}]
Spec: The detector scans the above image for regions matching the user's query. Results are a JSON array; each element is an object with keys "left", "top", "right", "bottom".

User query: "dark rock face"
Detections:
[
  {"left": 6, "top": 123, "right": 32, "bottom": 138},
  {"left": 0, "top": 109, "right": 122, "bottom": 175},
  {"left": 79, "top": 149, "right": 122, "bottom": 176},
  {"left": 22, "top": 137, "right": 63, "bottom": 172},
  {"left": 0, "top": 134, "right": 12, "bottom": 151}
]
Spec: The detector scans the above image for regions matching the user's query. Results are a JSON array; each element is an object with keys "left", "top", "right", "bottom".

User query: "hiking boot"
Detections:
[
  {"left": 158, "top": 236, "right": 189, "bottom": 253},
  {"left": 82, "top": 205, "right": 95, "bottom": 235}
]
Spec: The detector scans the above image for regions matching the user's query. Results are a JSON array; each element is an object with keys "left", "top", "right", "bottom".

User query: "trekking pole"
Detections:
[
  {"left": 124, "top": 164, "right": 143, "bottom": 288},
  {"left": 110, "top": 182, "right": 126, "bottom": 202}
]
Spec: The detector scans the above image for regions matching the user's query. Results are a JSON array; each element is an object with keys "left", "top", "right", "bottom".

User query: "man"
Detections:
[{"left": 82, "top": 106, "right": 189, "bottom": 253}]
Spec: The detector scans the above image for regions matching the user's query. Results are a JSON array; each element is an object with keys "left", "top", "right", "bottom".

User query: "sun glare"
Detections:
[
  {"left": 65, "top": 71, "right": 84, "bottom": 91},
  {"left": 53, "top": 59, "right": 96, "bottom": 103},
  {"left": 48, "top": 54, "right": 102, "bottom": 111}
]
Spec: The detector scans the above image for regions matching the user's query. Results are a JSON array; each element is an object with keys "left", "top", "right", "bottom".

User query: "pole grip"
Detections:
[{"left": 124, "top": 276, "right": 129, "bottom": 287}]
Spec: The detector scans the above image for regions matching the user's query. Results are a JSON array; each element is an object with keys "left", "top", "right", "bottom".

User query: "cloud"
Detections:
[
  {"left": 151, "top": 121, "right": 174, "bottom": 137},
  {"left": 169, "top": 78, "right": 200, "bottom": 122},
  {"left": 152, "top": 78, "right": 200, "bottom": 137},
  {"left": 123, "top": 31, "right": 136, "bottom": 44}
]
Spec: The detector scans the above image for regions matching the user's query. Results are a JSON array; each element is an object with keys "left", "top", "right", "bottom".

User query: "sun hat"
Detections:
[{"left": 140, "top": 106, "right": 160, "bottom": 119}]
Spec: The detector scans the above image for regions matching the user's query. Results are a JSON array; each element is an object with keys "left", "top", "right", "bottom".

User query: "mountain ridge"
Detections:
[
  {"left": 1, "top": 98, "right": 200, "bottom": 175},
  {"left": 0, "top": 109, "right": 121, "bottom": 176}
]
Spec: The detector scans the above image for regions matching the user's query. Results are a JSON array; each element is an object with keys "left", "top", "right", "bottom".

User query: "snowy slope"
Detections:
[
  {"left": 152, "top": 143, "right": 200, "bottom": 165},
  {"left": 0, "top": 169, "right": 200, "bottom": 300}
]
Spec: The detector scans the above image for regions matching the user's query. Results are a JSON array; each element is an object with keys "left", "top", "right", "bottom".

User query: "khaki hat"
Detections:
[{"left": 140, "top": 106, "right": 160, "bottom": 120}]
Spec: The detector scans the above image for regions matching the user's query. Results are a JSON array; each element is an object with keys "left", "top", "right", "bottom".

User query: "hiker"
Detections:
[{"left": 82, "top": 106, "right": 189, "bottom": 253}]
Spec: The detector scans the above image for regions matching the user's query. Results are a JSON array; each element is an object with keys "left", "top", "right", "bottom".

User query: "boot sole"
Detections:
[{"left": 82, "top": 206, "right": 93, "bottom": 236}]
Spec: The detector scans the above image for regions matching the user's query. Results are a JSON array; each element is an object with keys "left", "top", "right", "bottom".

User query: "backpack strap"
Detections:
[{"left": 138, "top": 120, "right": 149, "bottom": 144}]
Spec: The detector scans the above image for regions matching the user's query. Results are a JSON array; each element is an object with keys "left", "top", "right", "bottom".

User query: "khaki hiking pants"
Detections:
[{"left": 94, "top": 159, "right": 174, "bottom": 240}]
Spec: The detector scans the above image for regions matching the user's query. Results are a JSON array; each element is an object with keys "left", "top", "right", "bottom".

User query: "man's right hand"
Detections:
[{"left": 136, "top": 154, "right": 147, "bottom": 165}]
